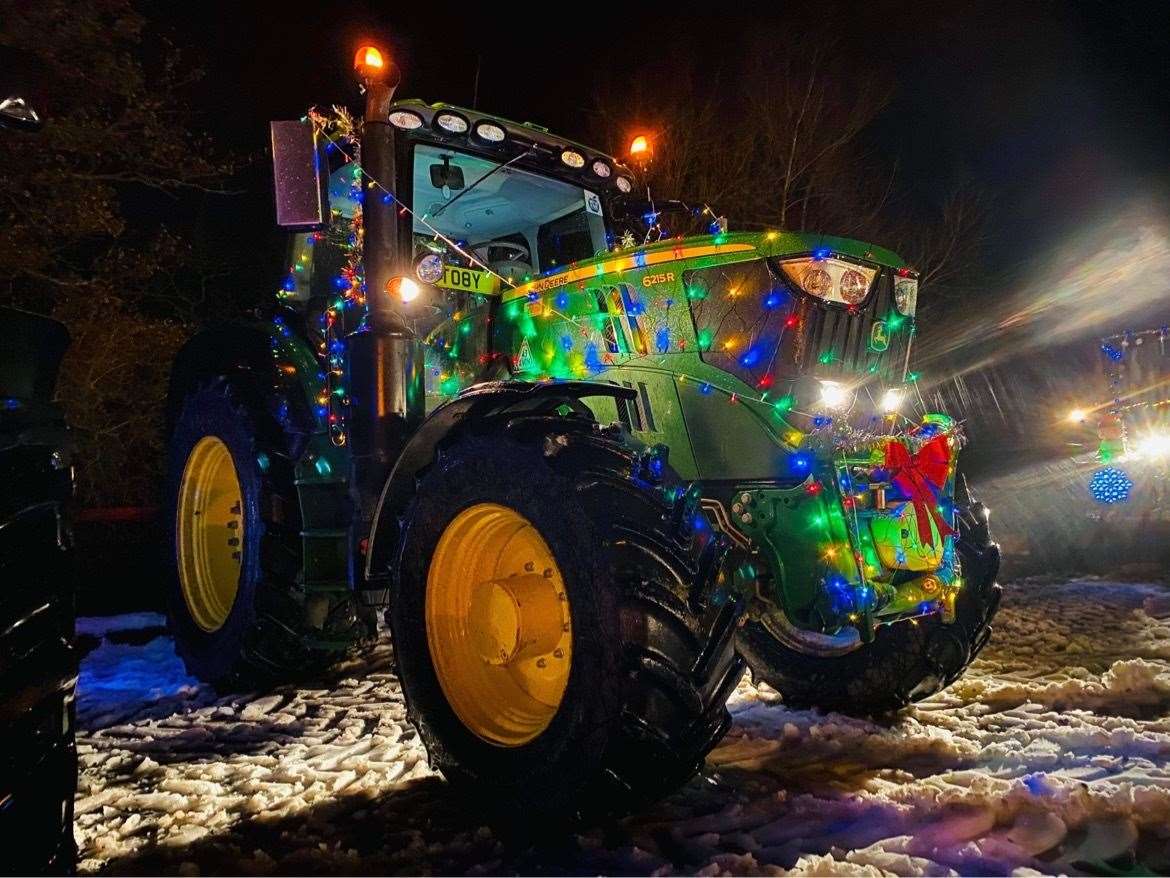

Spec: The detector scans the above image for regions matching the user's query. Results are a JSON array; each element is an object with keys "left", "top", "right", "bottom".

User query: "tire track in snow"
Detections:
[{"left": 75, "top": 579, "right": 1170, "bottom": 875}]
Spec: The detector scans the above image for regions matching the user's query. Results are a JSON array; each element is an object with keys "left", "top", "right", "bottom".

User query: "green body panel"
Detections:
[
  {"left": 423, "top": 230, "right": 962, "bottom": 639},
  {"left": 265, "top": 318, "right": 357, "bottom": 646}
]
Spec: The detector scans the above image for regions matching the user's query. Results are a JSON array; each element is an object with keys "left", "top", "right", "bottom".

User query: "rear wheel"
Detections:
[
  {"left": 737, "top": 482, "right": 1001, "bottom": 716},
  {"left": 166, "top": 380, "right": 339, "bottom": 687},
  {"left": 390, "top": 422, "right": 745, "bottom": 817}
]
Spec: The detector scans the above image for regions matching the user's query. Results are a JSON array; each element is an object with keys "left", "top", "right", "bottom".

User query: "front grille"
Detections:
[{"left": 799, "top": 270, "right": 911, "bottom": 383}]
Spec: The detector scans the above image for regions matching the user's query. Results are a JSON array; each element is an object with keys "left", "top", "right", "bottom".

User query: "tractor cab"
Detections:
[{"left": 279, "top": 100, "right": 632, "bottom": 306}]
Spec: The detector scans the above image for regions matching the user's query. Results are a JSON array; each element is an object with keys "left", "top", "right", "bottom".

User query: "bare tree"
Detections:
[
  {"left": 1, "top": 0, "right": 238, "bottom": 506},
  {"left": 588, "top": 25, "right": 983, "bottom": 297}
]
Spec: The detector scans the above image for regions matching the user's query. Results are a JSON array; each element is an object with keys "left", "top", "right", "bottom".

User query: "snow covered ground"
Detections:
[{"left": 74, "top": 579, "right": 1170, "bottom": 876}]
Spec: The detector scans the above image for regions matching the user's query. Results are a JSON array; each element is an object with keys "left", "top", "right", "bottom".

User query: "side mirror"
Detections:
[
  {"left": 0, "top": 95, "right": 42, "bottom": 132},
  {"left": 270, "top": 120, "right": 330, "bottom": 230}
]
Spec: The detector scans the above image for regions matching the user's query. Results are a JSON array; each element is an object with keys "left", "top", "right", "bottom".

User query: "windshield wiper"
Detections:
[{"left": 430, "top": 147, "right": 535, "bottom": 220}]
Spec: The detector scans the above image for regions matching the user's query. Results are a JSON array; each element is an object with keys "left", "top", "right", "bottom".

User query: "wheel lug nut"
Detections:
[
  {"left": 553, "top": 648, "right": 564, "bottom": 659},
  {"left": 536, "top": 657, "right": 547, "bottom": 668},
  {"left": 524, "top": 561, "right": 535, "bottom": 572},
  {"left": 543, "top": 568, "right": 553, "bottom": 578}
]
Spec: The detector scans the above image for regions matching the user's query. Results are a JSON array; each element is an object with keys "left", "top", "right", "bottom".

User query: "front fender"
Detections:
[{"left": 363, "top": 380, "right": 636, "bottom": 585}]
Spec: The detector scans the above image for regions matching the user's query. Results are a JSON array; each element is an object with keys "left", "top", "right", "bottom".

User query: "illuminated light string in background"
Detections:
[{"left": 1089, "top": 466, "right": 1134, "bottom": 504}]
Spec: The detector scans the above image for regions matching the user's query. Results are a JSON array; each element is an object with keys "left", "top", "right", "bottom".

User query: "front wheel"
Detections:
[
  {"left": 737, "top": 488, "right": 1002, "bottom": 716},
  {"left": 389, "top": 422, "right": 745, "bottom": 818},
  {"left": 165, "top": 380, "right": 344, "bottom": 687}
]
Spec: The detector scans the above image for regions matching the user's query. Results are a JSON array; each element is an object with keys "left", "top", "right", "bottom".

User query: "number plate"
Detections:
[{"left": 437, "top": 265, "right": 500, "bottom": 295}]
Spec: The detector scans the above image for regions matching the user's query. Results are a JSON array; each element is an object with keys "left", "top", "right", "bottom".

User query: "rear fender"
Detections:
[{"left": 166, "top": 320, "right": 322, "bottom": 457}]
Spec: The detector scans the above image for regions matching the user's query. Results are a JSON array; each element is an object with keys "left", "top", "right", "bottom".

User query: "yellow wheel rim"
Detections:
[
  {"left": 426, "top": 503, "right": 573, "bottom": 747},
  {"left": 176, "top": 436, "right": 245, "bottom": 633}
]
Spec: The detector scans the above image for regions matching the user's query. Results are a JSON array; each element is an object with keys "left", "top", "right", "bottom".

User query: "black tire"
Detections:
[
  {"left": 389, "top": 420, "right": 745, "bottom": 818},
  {"left": 737, "top": 480, "right": 1002, "bottom": 716},
  {"left": 165, "top": 380, "right": 336, "bottom": 687}
]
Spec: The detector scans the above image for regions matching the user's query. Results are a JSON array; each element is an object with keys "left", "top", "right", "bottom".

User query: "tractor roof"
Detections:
[{"left": 388, "top": 99, "right": 635, "bottom": 197}]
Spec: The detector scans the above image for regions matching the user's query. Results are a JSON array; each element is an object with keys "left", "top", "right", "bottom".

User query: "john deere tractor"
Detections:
[
  {"left": 164, "top": 46, "right": 743, "bottom": 815},
  {"left": 165, "top": 42, "right": 1001, "bottom": 817}
]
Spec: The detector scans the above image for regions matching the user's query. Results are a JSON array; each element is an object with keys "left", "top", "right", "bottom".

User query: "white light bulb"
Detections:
[
  {"left": 819, "top": 380, "right": 849, "bottom": 410},
  {"left": 880, "top": 388, "right": 905, "bottom": 414},
  {"left": 1136, "top": 431, "right": 1170, "bottom": 459},
  {"left": 396, "top": 277, "right": 421, "bottom": 303}
]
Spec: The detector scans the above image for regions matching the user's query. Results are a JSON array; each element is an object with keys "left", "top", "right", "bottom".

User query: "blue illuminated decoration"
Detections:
[
  {"left": 1089, "top": 466, "right": 1132, "bottom": 504},
  {"left": 813, "top": 246, "right": 831, "bottom": 260},
  {"left": 1100, "top": 343, "right": 1123, "bottom": 362},
  {"left": 584, "top": 343, "right": 603, "bottom": 372},
  {"left": 788, "top": 452, "right": 812, "bottom": 474},
  {"left": 739, "top": 345, "right": 762, "bottom": 368},
  {"left": 655, "top": 326, "right": 671, "bottom": 353}
]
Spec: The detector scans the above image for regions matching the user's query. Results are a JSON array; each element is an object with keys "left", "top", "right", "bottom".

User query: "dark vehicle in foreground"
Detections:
[{"left": 0, "top": 87, "right": 78, "bottom": 872}]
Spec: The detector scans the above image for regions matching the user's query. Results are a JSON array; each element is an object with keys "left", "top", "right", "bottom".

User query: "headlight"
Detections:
[
  {"left": 416, "top": 253, "right": 444, "bottom": 284},
  {"left": 388, "top": 110, "right": 424, "bottom": 130},
  {"left": 818, "top": 380, "right": 852, "bottom": 410},
  {"left": 560, "top": 149, "right": 585, "bottom": 169},
  {"left": 386, "top": 276, "right": 421, "bottom": 303},
  {"left": 615, "top": 176, "right": 633, "bottom": 193},
  {"left": 473, "top": 121, "right": 506, "bottom": 143},
  {"left": 839, "top": 269, "right": 868, "bottom": 304},
  {"left": 1136, "top": 430, "right": 1170, "bottom": 459},
  {"left": 591, "top": 160, "right": 611, "bottom": 178},
  {"left": 777, "top": 256, "right": 878, "bottom": 306},
  {"left": 434, "top": 112, "right": 469, "bottom": 134},
  {"left": 880, "top": 387, "right": 904, "bottom": 414},
  {"left": 802, "top": 268, "right": 833, "bottom": 299},
  {"left": 895, "top": 277, "right": 918, "bottom": 315}
]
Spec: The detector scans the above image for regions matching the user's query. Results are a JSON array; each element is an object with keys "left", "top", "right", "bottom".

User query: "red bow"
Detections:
[{"left": 883, "top": 435, "right": 956, "bottom": 548}]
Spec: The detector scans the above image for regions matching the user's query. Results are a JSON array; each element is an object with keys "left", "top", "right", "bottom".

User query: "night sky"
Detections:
[{"left": 167, "top": 1, "right": 1170, "bottom": 267}]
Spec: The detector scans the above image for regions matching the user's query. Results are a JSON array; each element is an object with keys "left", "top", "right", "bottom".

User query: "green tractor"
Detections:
[
  {"left": 164, "top": 43, "right": 1001, "bottom": 814},
  {"left": 165, "top": 45, "right": 743, "bottom": 816}
]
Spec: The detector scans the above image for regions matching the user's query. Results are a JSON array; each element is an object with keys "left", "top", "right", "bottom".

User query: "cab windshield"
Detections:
[{"left": 411, "top": 144, "right": 608, "bottom": 280}]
